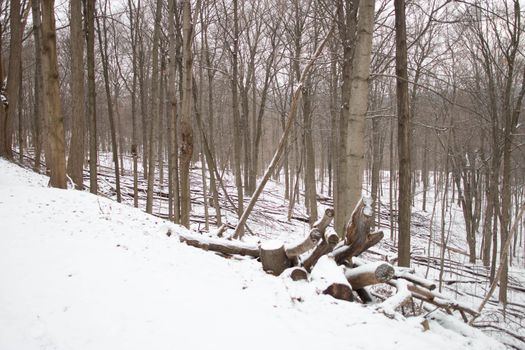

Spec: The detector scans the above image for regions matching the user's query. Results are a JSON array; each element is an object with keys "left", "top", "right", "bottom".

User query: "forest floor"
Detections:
[{"left": 2, "top": 153, "right": 524, "bottom": 349}]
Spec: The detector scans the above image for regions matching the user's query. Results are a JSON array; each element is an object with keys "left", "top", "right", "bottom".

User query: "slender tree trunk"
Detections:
[
  {"left": 31, "top": 1, "right": 44, "bottom": 171},
  {"left": 96, "top": 7, "right": 121, "bottom": 202},
  {"left": 334, "top": 0, "right": 358, "bottom": 235},
  {"left": 202, "top": 20, "right": 221, "bottom": 226},
  {"left": 67, "top": 0, "right": 85, "bottom": 189},
  {"left": 179, "top": 0, "right": 194, "bottom": 227},
  {"left": 168, "top": 0, "right": 180, "bottom": 222},
  {"left": 303, "top": 76, "right": 318, "bottom": 224},
  {"left": 1, "top": 0, "right": 22, "bottom": 158},
  {"left": 86, "top": 0, "right": 98, "bottom": 194},
  {"left": 231, "top": 0, "right": 244, "bottom": 234},
  {"left": 395, "top": 0, "right": 412, "bottom": 267},
  {"left": 41, "top": 0, "right": 67, "bottom": 189},
  {"left": 145, "top": 0, "right": 163, "bottom": 214},
  {"left": 127, "top": 0, "right": 139, "bottom": 207}
]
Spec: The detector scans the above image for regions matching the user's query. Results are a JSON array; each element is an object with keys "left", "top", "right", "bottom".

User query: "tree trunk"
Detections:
[
  {"left": 145, "top": 0, "right": 163, "bottom": 214},
  {"left": 86, "top": 0, "right": 98, "bottom": 194},
  {"left": 41, "top": 0, "right": 67, "bottom": 189},
  {"left": 67, "top": 0, "right": 85, "bottom": 189},
  {"left": 1, "top": 0, "right": 22, "bottom": 158},
  {"left": 334, "top": 0, "right": 358, "bottom": 235},
  {"left": 395, "top": 0, "right": 412, "bottom": 267},
  {"left": 31, "top": 0, "right": 44, "bottom": 172},
  {"left": 231, "top": 0, "right": 244, "bottom": 234},
  {"left": 96, "top": 7, "right": 121, "bottom": 202},
  {"left": 303, "top": 76, "right": 318, "bottom": 225},
  {"left": 168, "top": 0, "right": 180, "bottom": 222},
  {"left": 339, "top": 0, "right": 375, "bottom": 237},
  {"left": 179, "top": 0, "right": 194, "bottom": 227}
]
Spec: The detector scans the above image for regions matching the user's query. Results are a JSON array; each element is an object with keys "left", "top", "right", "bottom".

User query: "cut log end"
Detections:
[
  {"left": 375, "top": 263, "right": 395, "bottom": 283},
  {"left": 323, "top": 284, "right": 354, "bottom": 302},
  {"left": 260, "top": 240, "right": 290, "bottom": 276},
  {"left": 324, "top": 229, "right": 339, "bottom": 246},
  {"left": 345, "top": 262, "right": 394, "bottom": 290},
  {"left": 281, "top": 267, "right": 308, "bottom": 281}
]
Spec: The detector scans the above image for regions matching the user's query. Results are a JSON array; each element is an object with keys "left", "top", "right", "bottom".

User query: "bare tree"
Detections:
[
  {"left": 86, "top": 0, "right": 98, "bottom": 194},
  {"left": 67, "top": 0, "right": 86, "bottom": 189},
  {"left": 40, "top": 0, "right": 67, "bottom": 189},
  {"left": 395, "top": 0, "right": 411, "bottom": 267}
]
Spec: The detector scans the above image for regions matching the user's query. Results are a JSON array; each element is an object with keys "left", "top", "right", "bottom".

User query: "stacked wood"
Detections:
[{"left": 311, "top": 255, "right": 353, "bottom": 301}]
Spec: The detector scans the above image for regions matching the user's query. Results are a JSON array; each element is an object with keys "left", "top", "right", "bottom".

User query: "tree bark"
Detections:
[
  {"left": 67, "top": 0, "right": 85, "bottom": 189},
  {"left": 179, "top": 0, "right": 194, "bottom": 227},
  {"left": 41, "top": 0, "right": 67, "bottom": 189},
  {"left": 86, "top": 0, "right": 98, "bottom": 194},
  {"left": 339, "top": 0, "right": 375, "bottom": 238},
  {"left": 344, "top": 262, "right": 395, "bottom": 290},
  {"left": 31, "top": 0, "right": 44, "bottom": 172},
  {"left": 1, "top": 0, "right": 22, "bottom": 158},
  {"left": 395, "top": 0, "right": 412, "bottom": 267},
  {"left": 96, "top": 5, "right": 121, "bottom": 202}
]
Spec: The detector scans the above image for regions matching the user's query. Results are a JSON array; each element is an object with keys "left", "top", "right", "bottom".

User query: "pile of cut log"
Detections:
[{"left": 172, "top": 197, "right": 479, "bottom": 322}]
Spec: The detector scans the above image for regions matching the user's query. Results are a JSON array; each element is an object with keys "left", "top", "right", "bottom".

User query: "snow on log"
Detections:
[
  {"left": 284, "top": 208, "right": 334, "bottom": 258},
  {"left": 302, "top": 229, "right": 339, "bottom": 271},
  {"left": 333, "top": 230, "right": 384, "bottom": 264},
  {"left": 177, "top": 231, "right": 260, "bottom": 257},
  {"left": 403, "top": 281, "right": 480, "bottom": 318},
  {"left": 345, "top": 197, "right": 373, "bottom": 245},
  {"left": 376, "top": 279, "right": 412, "bottom": 318},
  {"left": 344, "top": 261, "right": 395, "bottom": 290},
  {"left": 260, "top": 240, "right": 291, "bottom": 276},
  {"left": 285, "top": 228, "right": 322, "bottom": 258},
  {"left": 280, "top": 266, "right": 308, "bottom": 281},
  {"left": 313, "top": 208, "right": 335, "bottom": 232},
  {"left": 395, "top": 270, "right": 437, "bottom": 291},
  {"left": 311, "top": 255, "right": 353, "bottom": 301}
]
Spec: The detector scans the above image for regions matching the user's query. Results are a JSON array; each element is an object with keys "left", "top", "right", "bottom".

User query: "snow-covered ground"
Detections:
[{"left": 0, "top": 158, "right": 506, "bottom": 350}]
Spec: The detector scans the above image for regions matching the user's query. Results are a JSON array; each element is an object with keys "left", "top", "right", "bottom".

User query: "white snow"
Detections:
[{"left": 0, "top": 159, "right": 505, "bottom": 350}]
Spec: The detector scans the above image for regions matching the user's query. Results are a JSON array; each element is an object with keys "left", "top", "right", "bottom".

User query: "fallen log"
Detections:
[
  {"left": 313, "top": 208, "right": 335, "bottom": 232},
  {"left": 285, "top": 228, "right": 322, "bottom": 258},
  {"left": 311, "top": 255, "right": 353, "bottom": 301},
  {"left": 402, "top": 281, "right": 480, "bottom": 318},
  {"left": 395, "top": 270, "right": 437, "bottom": 291},
  {"left": 376, "top": 279, "right": 412, "bottom": 318},
  {"left": 177, "top": 231, "right": 260, "bottom": 257},
  {"left": 333, "top": 230, "right": 384, "bottom": 264},
  {"left": 284, "top": 208, "right": 335, "bottom": 258},
  {"left": 344, "top": 261, "right": 395, "bottom": 290},
  {"left": 260, "top": 240, "right": 291, "bottom": 275},
  {"left": 302, "top": 228, "right": 339, "bottom": 271}
]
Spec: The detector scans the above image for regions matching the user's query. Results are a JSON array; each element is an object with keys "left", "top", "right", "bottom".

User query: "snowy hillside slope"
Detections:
[{"left": 0, "top": 158, "right": 505, "bottom": 350}]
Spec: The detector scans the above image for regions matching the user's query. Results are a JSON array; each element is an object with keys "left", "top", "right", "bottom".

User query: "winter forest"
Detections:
[{"left": 1, "top": 0, "right": 525, "bottom": 348}]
